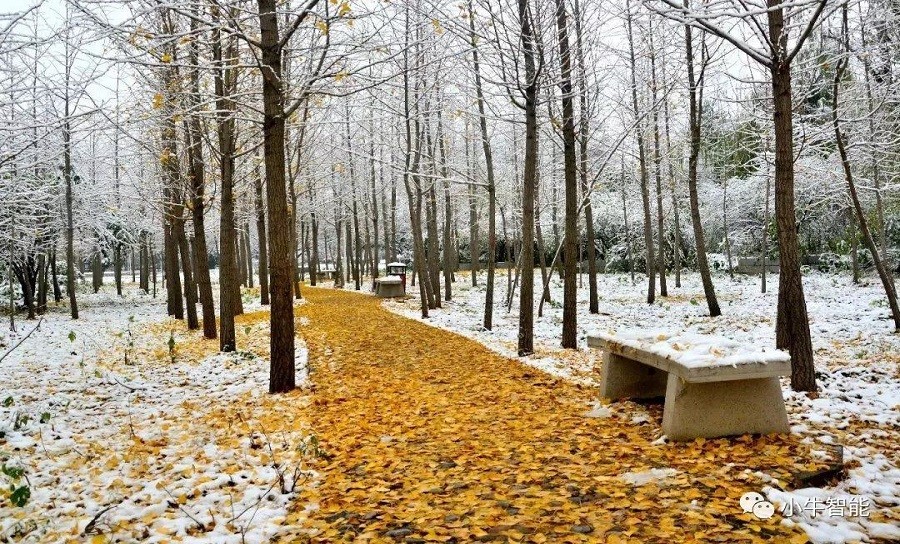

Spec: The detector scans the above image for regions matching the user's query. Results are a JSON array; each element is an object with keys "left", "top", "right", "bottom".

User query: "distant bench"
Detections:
[
  {"left": 374, "top": 275, "right": 404, "bottom": 298},
  {"left": 587, "top": 330, "right": 791, "bottom": 440}
]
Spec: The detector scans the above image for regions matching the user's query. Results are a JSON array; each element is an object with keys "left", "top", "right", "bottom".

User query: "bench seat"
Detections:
[
  {"left": 587, "top": 330, "right": 791, "bottom": 440},
  {"left": 374, "top": 276, "right": 404, "bottom": 298}
]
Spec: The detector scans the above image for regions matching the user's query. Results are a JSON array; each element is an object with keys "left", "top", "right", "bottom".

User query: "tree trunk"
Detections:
[
  {"left": 333, "top": 177, "right": 345, "bottom": 288},
  {"left": 859, "top": 18, "right": 888, "bottom": 258},
  {"left": 573, "top": 0, "right": 598, "bottom": 314},
  {"left": 762, "top": 154, "right": 771, "bottom": 294},
  {"left": 151, "top": 243, "right": 157, "bottom": 298},
  {"left": 114, "top": 245, "right": 123, "bottom": 296},
  {"left": 402, "top": 4, "right": 429, "bottom": 318},
  {"left": 370, "top": 117, "right": 381, "bottom": 288},
  {"left": 832, "top": 8, "right": 900, "bottom": 330},
  {"left": 244, "top": 223, "right": 254, "bottom": 289},
  {"left": 254, "top": 162, "right": 270, "bottom": 304},
  {"left": 626, "top": 1, "right": 655, "bottom": 304},
  {"left": 423, "top": 113, "right": 442, "bottom": 306},
  {"left": 51, "top": 249, "right": 62, "bottom": 302},
  {"left": 466, "top": 119, "right": 479, "bottom": 287},
  {"left": 214, "top": 9, "right": 241, "bottom": 351},
  {"left": 517, "top": 0, "right": 538, "bottom": 355},
  {"left": 140, "top": 233, "right": 149, "bottom": 292},
  {"left": 622, "top": 163, "right": 635, "bottom": 283},
  {"left": 437, "top": 107, "right": 453, "bottom": 301},
  {"left": 649, "top": 18, "right": 668, "bottom": 298},
  {"left": 185, "top": 27, "right": 217, "bottom": 337},
  {"left": 91, "top": 252, "right": 102, "bottom": 294},
  {"left": 555, "top": 0, "right": 578, "bottom": 349},
  {"left": 683, "top": 5, "right": 721, "bottom": 317},
  {"left": 237, "top": 225, "right": 248, "bottom": 287},
  {"left": 258, "top": 0, "right": 297, "bottom": 393},
  {"left": 768, "top": 2, "right": 815, "bottom": 392},
  {"left": 468, "top": 0, "right": 496, "bottom": 329},
  {"left": 178, "top": 221, "right": 199, "bottom": 330},
  {"left": 662, "top": 54, "right": 682, "bottom": 289},
  {"left": 63, "top": 56, "right": 78, "bottom": 319}
]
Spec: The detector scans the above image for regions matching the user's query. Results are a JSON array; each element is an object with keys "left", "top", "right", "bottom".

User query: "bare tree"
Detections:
[{"left": 653, "top": 0, "right": 829, "bottom": 391}]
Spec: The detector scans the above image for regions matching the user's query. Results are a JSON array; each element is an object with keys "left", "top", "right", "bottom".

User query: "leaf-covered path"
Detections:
[{"left": 281, "top": 287, "right": 817, "bottom": 543}]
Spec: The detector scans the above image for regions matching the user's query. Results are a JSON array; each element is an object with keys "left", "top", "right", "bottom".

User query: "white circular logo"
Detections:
[
  {"left": 740, "top": 492, "right": 766, "bottom": 513},
  {"left": 752, "top": 500, "right": 776, "bottom": 520}
]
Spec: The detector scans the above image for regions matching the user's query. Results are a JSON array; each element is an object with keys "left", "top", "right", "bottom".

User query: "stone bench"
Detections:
[
  {"left": 587, "top": 330, "right": 791, "bottom": 440},
  {"left": 374, "top": 276, "right": 404, "bottom": 298}
]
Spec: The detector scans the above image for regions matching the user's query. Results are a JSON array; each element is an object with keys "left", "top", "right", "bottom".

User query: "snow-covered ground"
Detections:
[
  {"left": 0, "top": 286, "right": 315, "bottom": 543},
  {"left": 384, "top": 270, "right": 900, "bottom": 544}
]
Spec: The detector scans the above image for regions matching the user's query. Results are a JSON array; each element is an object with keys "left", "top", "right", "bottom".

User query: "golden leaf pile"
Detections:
[{"left": 276, "top": 288, "right": 821, "bottom": 543}]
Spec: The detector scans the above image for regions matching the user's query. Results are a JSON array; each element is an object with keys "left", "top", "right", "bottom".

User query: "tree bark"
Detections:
[
  {"left": 402, "top": 5, "right": 429, "bottom": 318},
  {"left": 573, "top": 0, "right": 598, "bottom": 314},
  {"left": 555, "top": 0, "right": 578, "bottom": 348},
  {"left": 51, "top": 249, "right": 62, "bottom": 302},
  {"left": 177, "top": 219, "right": 199, "bottom": 330},
  {"left": 437, "top": 106, "right": 453, "bottom": 301},
  {"left": 63, "top": 40, "right": 78, "bottom": 319},
  {"left": 214, "top": 7, "right": 241, "bottom": 351},
  {"left": 832, "top": 7, "right": 900, "bottom": 331},
  {"left": 258, "top": 0, "right": 298, "bottom": 393},
  {"left": 517, "top": 0, "right": 538, "bottom": 355},
  {"left": 649, "top": 21, "right": 668, "bottom": 297},
  {"left": 683, "top": 4, "right": 721, "bottom": 316},
  {"left": 185, "top": 22, "right": 217, "bottom": 337},
  {"left": 255, "top": 161, "right": 270, "bottom": 304},
  {"left": 625, "top": 1, "right": 655, "bottom": 304},
  {"left": 468, "top": 0, "right": 496, "bottom": 329},
  {"left": 768, "top": 1, "right": 816, "bottom": 392},
  {"left": 369, "top": 116, "right": 381, "bottom": 288}
]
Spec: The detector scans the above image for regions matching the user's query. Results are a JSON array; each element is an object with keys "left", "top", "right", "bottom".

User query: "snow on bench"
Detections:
[
  {"left": 587, "top": 330, "right": 791, "bottom": 383},
  {"left": 587, "top": 329, "right": 791, "bottom": 440},
  {"left": 374, "top": 275, "right": 404, "bottom": 297}
]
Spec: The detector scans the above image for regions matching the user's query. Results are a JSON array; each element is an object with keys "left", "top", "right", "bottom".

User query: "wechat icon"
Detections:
[{"left": 740, "top": 491, "right": 776, "bottom": 520}]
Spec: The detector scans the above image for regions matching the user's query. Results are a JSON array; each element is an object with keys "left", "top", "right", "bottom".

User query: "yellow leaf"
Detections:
[
  {"left": 338, "top": 1, "right": 351, "bottom": 16},
  {"left": 161, "top": 52, "right": 172, "bottom": 63},
  {"left": 316, "top": 20, "right": 329, "bottom": 35},
  {"left": 152, "top": 92, "right": 163, "bottom": 109}
]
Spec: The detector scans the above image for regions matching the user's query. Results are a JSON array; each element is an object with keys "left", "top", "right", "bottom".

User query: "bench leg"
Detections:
[
  {"left": 599, "top": 352, "right": 668, "bottom": 400},
  {"left": 661, "top": 375, "right": 790, "bottom": 440}
]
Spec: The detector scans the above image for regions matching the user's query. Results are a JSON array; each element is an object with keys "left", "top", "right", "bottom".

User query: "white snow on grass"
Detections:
[
  {"left": 385, "top": 270, "right": 900, "bottom": 544},
  {"left": 620, "top": 467, "right": 680, "bottom": 486},
  {"left": 0, "top": 287, "right": 315, "bottom": 543}
]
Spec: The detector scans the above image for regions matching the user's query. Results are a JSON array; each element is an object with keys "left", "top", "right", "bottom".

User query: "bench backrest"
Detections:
[{"left": 587, "top": 330, "right": 791, "bottom": 383}]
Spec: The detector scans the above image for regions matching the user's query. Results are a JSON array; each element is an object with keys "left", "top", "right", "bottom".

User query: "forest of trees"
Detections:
[{"left": 2, "top": 0, "right": 900, "bottom": 395}]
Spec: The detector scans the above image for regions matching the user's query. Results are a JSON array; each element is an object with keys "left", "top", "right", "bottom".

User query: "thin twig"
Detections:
[
  {"left": 0, "top": 317, "right": 44, "bottom": 364},
  {"left": 82, "top": 502, "right": 121, "bottom": 535},
  {"left": 163, "top": 487, "right": 206, "bottom": 529}
]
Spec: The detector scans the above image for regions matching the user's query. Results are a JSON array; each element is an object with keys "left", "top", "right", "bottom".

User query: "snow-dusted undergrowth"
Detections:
[
  {"left": 385, "top": 270, "right": 900, "bottom": 544},
  {"left": 0, "top": 287, "right": 314, "bottom": 543}
]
